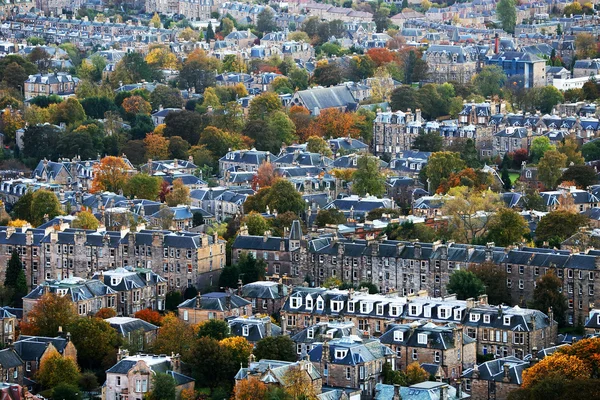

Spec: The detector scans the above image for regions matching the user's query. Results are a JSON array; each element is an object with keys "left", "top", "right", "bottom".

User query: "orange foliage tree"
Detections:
[
  {"left": 95, "top": 308, "right": 117, "bottom": 319},
  {"left": 251, "top": 162, "right": 278, "bottom": 190},
  {"left": 134, "top": 308, "right": 163, "bottom": 326},
  {"left": 522, "top": 353, "right": 591, "bottom": 388},
  {"left": 307, "top": 109, "right": 363, "bottom": 139},
  {"left": 91, "top": 156, "right": 130, "bottom": 193},
  {"left": 366, "top": 48, "right": 395, "bottom": 67},
  {"left": 232, "top": 378, "right": 268, "bottom": 400},
  {"left": 289, "top": 105, "right": 313, "bottom": 141},
  {"left": 558, "top": 337, "right": 600, "bottom": 378},
  {"left": 122, "top": 95, "right": 152, "bottom": 115},
  {"left": 21, "top": 293, "right": 77, "bottom": 337},
  {"left": 144, "top": 133, "right": 170, "bottom": 159},
  {"left": 436, "top": 168, "right": 488, "bottom": 194}
]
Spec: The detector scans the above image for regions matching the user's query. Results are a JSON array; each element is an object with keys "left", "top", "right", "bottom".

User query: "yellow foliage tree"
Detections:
[
  {"left": 144, "top": 133, "right": 170, "bottom": 159},
  {"left": 37, "top": 347, "right": 80, "bottom": 389},
  {"left": 150, "top": 12, "right": 161, "bottom": 28},
  {"left": 122, "top": 95, "right": 151, "bottom": 115},
  {"left": 7, "top": 219, "right": 28, "bottom": 227},
  {"left": 202, "top": 87, "right": 220, "bottom": 108},
  {"left": 152, "top": 312, "right": 195, "bottom": 357},
  {"left": 281, "top": 366, "right": 318, "bottom": 400},
  {"left": 232, "top": 378, "right": 268, "bottom": 400},
  {"left": 1, "top": 108, "right": 24, "bottom": 142},
  {"left": 145, "top": 47, "right": 179, "bottom": 70},
  {"left": 220, "top": 336, "right": 253, "bottom": 368},
  {"left": 522, "top": 353, "right": 591, "bottom": 388},
  {"left": 405, "top": 362, "right": 429, "bottom": 385},
  {"left": 91, "top": 156, "right": 130, "bottom": 193}
]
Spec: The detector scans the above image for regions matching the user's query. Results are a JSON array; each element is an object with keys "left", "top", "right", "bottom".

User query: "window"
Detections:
[
  {"left": 116, "top": 377, "right": 121, "bottom": 386},
  {"left": 434, "top": 351, "right": 440, "bottom": 363},
  {"left": 519, "top": 280, "right": 524, "bottom": 290},
  {"left": 376, "top": 304, "right": 383, "bottom": 315},
  {"left": 467, "top": 328, "right": 476, "bottom": 339},
  {"left": 306, "top": 297, "right": 313, "bottom": 309},
  {"left": 439, "top": 308, "right": 448, "bottom": 318},
  {"left": 519, "top": 265, "right": 524, "bottom": 274},
  {"left": 331, "top": 301, "right": 342, "bottom": 312},
  {"left": 348, "top": 302, "right": 355, "bottom": 312},
  {"left": 183, "top": 310, "right": 189, "bottom": 321},
  {"left": 483, "top": 315, "right": 490, "bottom": 324},
  {"left": 307, "top": 329, "right": 314, "bottom": 339},
  {"left": 393, "top": 331, "right": 404, "bottom": 341},
  {"left": 417, "top": 333, "right": 427, "bottom": 344},
  {"left": 242, "top": 325, "right": 249, "bottom": 336},
  {"left": 290, "top": 296, "right": 302, "bottom": 308},
  {"left": 412, "top": 349, "right": 418, "bottom": 360},
  {"left": 345, "top": 367, "right": 351, "bottom": 380},
  {"left": 335, "top": 349, "right": 347, "bottom": 359},
  {"left": 503, "top": 316, "right": 511, "bottom": 326},
  {"left": 507, "top": 278, "right": 512, "bottom": 288},
  {"left": 469, "top": 313, "right": 480, "bottom": 322},
  {"left": 514, "top": 332, "right": 524, "bottom": 344},
  {"left": 316, "top": 299, "right": 324, "bottom": 310},
  {"left": 506, "top": 264, "right": 512, "bottom": 273},
  {"left": 568, "top": 269, "right": 573, "bottom": 278},
  {"left": 25, "top": 362, "right": 31, "bottom": 372}
]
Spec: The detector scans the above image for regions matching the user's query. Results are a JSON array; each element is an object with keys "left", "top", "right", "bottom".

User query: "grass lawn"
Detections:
[{"left": 509, "top": 172, "right": 519, "bottom": 184}]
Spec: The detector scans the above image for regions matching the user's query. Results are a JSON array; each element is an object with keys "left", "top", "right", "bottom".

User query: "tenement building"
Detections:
[{"left": 0, "top": 224, "right": 225, "bottom": 293}]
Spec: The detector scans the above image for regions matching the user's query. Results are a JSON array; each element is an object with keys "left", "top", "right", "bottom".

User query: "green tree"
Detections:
[
  {"left": 30, "top": 190, "right": 62, "bottom": 226},
  {"left": 532, "top": 272, "right": 567, "bottom": 327},
  {"left": 266, "top": 111, "right": 297, "bottom": 147},
  {"left": 236, "top": 252, "right": 266, "bottom": 284},
  {"left": 22, "top": 125, "right": 61, "bottom": 162},
  {"left": 257, "top": 8, "right": 276, "bottom": 33},
  {"left": 165, "top": 178, "right": 190, "bottom": 206},
  {"left": 412, "top": 131, "right": 443, "bottom": 152},
  {"left": 244, "top": 212, "right": 270, "bottom": 235},
  {"left": 501, "top": 165, "right": 512, "bottom": 190},
  {"left": 288, "top": 68, "right": 309, "bottom": 90},
  {"left": 312, "top": 62, "right": 344, "bottom": 87},
  {"left": 461, "top": 138, "right": 481, "bottom": 168},
  {"left": 535, "top": 210, "right": 588, "bottom": 247},
  {"left": 582, "top": 140, "right": 600, "bottom": 161},
  {"left": 71, "top": 211, "right": 100, "bottom": 230},
  {"left": 168, "top": 136, "right": 190, "bottom": 159},
  {"left": 384, "top": 221, "right": 436, "bottom": 242},
  {"left": 487, "top": 208, "right": 529, "bottom": 246},
  {"left": 125, "top": 174, "right": 162, "bottom": 200},
  {"left": 205, "top": 22, "right": 215, "bottom": 42},
  {"left": 197, "top": 319, "right": 230, "bottom": 340},
  {"left": 2, "top": 62, "right": 29, "bottom": 90},
  {"left": 474, "top": 66, "right": 507, "bottom": 98},
  {"left": 148, "top": 373, "right": 176, "bottom": 400},
  {"left": 352, "top": 155, "right": 385, "bottom": 197},
  {"left": 538, "top": 150, "right": 568, "bottom": 189},
  {"left": 539, "top": 86, "right": 565, "bottom": 114},
  {"left": 150, "top": 13, "right": 161, "bottom": 28},
  {"left": 112, "top": 52, "right": 159, "bottom": 86},
  {"left": 192, "top": 212, "right": 204, "bottom": 227},
  {"left": 36, "top": 347, "right": 80, "bottom": 389},
  {"left": 530, "top": 136, "right": 555, "bottom": 163},
  {"left": 68, "top": 317, "right": 121, "bottom": 370},
  {"left": 447, "top": 270, "right": 485, "bottom": 300},
  {"left": 185, "top": 337, "right": 236, "bottom": 393},
  {"left": 470, "top": 261, "right": 512, "bottom": 305},
  {"left": 443, "top": 186, "right": 501, "bottom": 242},
  {"left": 306, "top": 136, "right": 333, "bottom": 156},
  {"left": 315, "top": 209, "right": 347, "bottom": 227},
  {"left": 264, "top": 179, "right": 305, "bottom": 215},
  {"left": 11, "top": 191, "right": 33, "bottom": 222},
  {"left": 150, "top": 85, "right": 183, "bottom": 111},
  {"left": 248, "top": 92, "right": 283, "bottom": 121},
  {"left": 561, "top": 165, "right": 598, "bottom": 188},
  {"left": 52, "top": 383, "right": 81, "bottom": 400},
  {"left": 4, "top": 250, "right": 27, "bottom": 306},
  {"left": 253, "top": 336, "right": 296, "bottom": 362},
  {"left": 425, "top": 152, "right": 466, "bottom": 193},
  {"left": 496, "top": 0, "right": 517, "bottom": 33}
]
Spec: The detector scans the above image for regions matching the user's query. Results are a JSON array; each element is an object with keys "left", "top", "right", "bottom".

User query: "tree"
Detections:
[
  {"left": 412, "top": 131, "right": 443, "bottom": 152},
  {"left": 149, "top": 85, "right": 183, "bottom": 110},
  {"left": 125, "top": 174, "right": 162, "bottom": 200},
  {"left": 165, "top": 291, "right": 182, "bottom": 311},
  {"left": 197, "top": 319, "right": 230, "bottom": 340},
  {"left": 72, "top": 211, "right": 100, "bottom": 230},
  {"left": 487, "top": 208, "right": 529, "bottom": 246},
  {"left": 186, "top": 337, "right": 236, "bottom": 392},
  {"left": 148, "top": 373, "right": 176, "bottom": 400},
  {"left": 168, "top": 136, "right": 190, "bottom": 159},
  {"left": 68, "top": 317, "right": 121, "bottom": 370},
  {"left": 582, "top": 140, "right": 600, "bottom": 161},
  {"left": 501, "top": 165, "right": 512, "bottom": 190},
  {"left": 52, "top": 384, "right": 81, "bottom": 400},
  {"left": 557, "top": 137, "right": 584, "bottom": 166},
  {"left": 22, "top": 124, "right": 61, "bottom": 161},
  {"left": 244, "top": 212, "right": 270, "bottom": 236},
  {"left": 11, "top": 190, "right": 33, "bottom": 222},
  {"left": 144, "top": 133, "right": 170, "bottom": 159},
  {"left": 447, "top": 270, "right": 485, "bottom": 300},
  {"left": 522, "top": 353, "right": 589, "bottom": 389},
  {"left": 538, "top": 150, "right": 568, "bottom": 189},
  {"left": 122, "top": 95, "right": 152, "bottom": 116},
  {"left": 265, "top": 179, "right": 305, "bottom": 215},
  {"left": 95, "top": 308, "right": 117, "bottom": 319},
  {"left": 152, "top": 313, "right": 195, "bottom": 357},
  {"left": 496, "top": 0, "right": 517, "bottom": 32},
  {"left": 312, "top": 62, "right": 344, "bottom": 87},
  {"left": 36, "top": 347, "right": 80, "bottom": 389},
  {"left": 470, "top": 261, "right": 511, "bottom": 305},
  {"left": 426, "top": 152, "right": 466, "bottom": 194},
  {"left": 2, "top": 62, "right": 29, "bottom": 90},
  {"left": 307, "top": 108, "right": 363, "bottom": 139},
  {"left": 384, "top": 221, "right": 436, "bottom": 242},
  {"left": 236, "top": 252, "right": 266, "bottom": 284},
  {"left": 474, "top": 66, "right": 506, "bottom": 98},
  {"left": 150, "top": 12, "right": 161, "bottom": 28},
  {"left": 315, "top": 209, "right": 347, "bottom": 227},
  {"left": 561, "top": 165, "right": 598, "bottom": 188},
  {"left": 257, "top": 8, "right": 276, "bottom": 33},
  {"left": 353, "top": 155, "right": 386, "bottom": 197},
  {"left": 30, "top": 190, "right": 62, "bottom": 226},
  {"left": 205, "top": 22, "right": 215, "bottom": 42},
  {"left": 248, "top": 92, "right": 283, "bottom": 121},
  {"left": 532, "top": 272, "right": 568, "bottom": 327},
  {"left": 192, "top": 212, "right": 204, "bottom": 227},
  {"left": 233, "top": 378, "right": 268, "bottom": 400},
  {"left": 306, "top": 136, "right": 333, "bottom": 157},
  {"left": 165, "top": 178, "right": 190, "bottom": 206},
  {"left": 405, "top": 362, "right": 429, "bottom": 385},
  {"left": 530, "top": 136, "right": 555, "bottom": 163},
  {"left": 281, "top": 366, "right": 319, "bottom": 399},
  {"left": 267, "top": 111, "right": 297, "bottom": 147},
  {"left": 253, "top": 336, "right": 296, "bottom": 362},
  {"left": 443, "top": 186, "right": 501, "bottom": 243},
  {"left": 92, "top": 156, "right": 130, "bottom": 193},
  {"left": 288, "top": 68, "right": 309, "bottom": 91},
  {"left": 4, "top": 250, "right": 27, "bottom": 306},
  {"left": 539, "top": 86, "right": 564, "bottom": 114},
  {"left": 178, "top": 50, "right": 220, "bottom": 92},
  {"left": 535, "top": 210, "right": 588, "bottom": 247},
  {"left": 198, "top": 126, "right": 245, "bottom": 158},
  {"left": 134, "top": 308, "right": 163, "bottom": 326},
  {"left": 163, "top": 110, "right": 204, "bottom": 145},
  {"left": 112, "top": 52, "right": 159, "bottom": 86},
  {"left": 575, "top": 33, "right": 596, "bottom": 59}
]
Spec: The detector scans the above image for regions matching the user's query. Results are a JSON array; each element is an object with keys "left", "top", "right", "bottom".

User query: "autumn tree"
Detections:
[
  {"left": 220, "top": 336, "right": 253, "bottom": 369},
  {"left": 122, "top": 95, "right": 152, "bottom": 116},
  {"left": 68, "top": 317, "right": 121, "bottom": 370},
  {"left": 30, "top": 190, "right": 62, "bottom": 226},
  {"left": 558, "top": 337, "right": 600, "bottom": 377},
  {"left": 352, "top": 155, "right": 386, "bottom": 197},
  {"left": 405, "top": 362, "right": 429, "bottom": 385},
  {"left": 233, "top": 378, "right": 268, "bottom": 400},
  {"left": 134, "top": 308, "right": 163, "bottom": 326},
  {"left": 165, "top": 178, "right": 190, "bottom": 206},
  {"left": 308, "top": 108, "right": 363, "bottom": 139},
  {"left": 92, "top": 156, "right": 130, "bottom": 193},
  {"left": 281, "top": 366, "right": 318, "bottom": 399},
  {"left": 532, "top": 272, "right": 568, "bottom": 327},
  {"left": 36, "top": 347, "right": 80, "bottom": 389},
  {"left": 252, "top": 162, "right": 277, "bottom": 190},
  {"left": 522, "top": 354, "right": 590, "bottom": 388},
  {"left": 248, "top": 92, "right": 283, "bottom": 121},
  {"left": 72, "top": 211, "right": 100, "bottom": 230},
  {"left": 152, "top": 313, "right": 195, "bottom": 357},
  {"left": 425, "top": 152, "right": 466, "bottom": 193},
  {"left": 535, "top": 210, "right": 588, "bottom": 247},
  {"left": 486, "top": 208, "right": 529, "bottom": 246},
  {"left": 144, "top": 133, "right": 170, "bottom": 159},
  {"left": 125, "top": 174, "right": 162, "bottom": 201},
  {"left": 145, "top": 47, "right": 179, "bottom": 71},
  {"left": 538, "top": 150, "right": 568, "bottom": 189},
  {"left": 306, "top": 136, "right": 333, "bottom": 156},
  {"left": 95, "top": 308, "right": 117, "bottom": 319}
]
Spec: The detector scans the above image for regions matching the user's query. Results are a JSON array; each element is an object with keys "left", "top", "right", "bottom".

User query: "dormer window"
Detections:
[
  {"left": 242, "top": 325, "right": 249, "bottom": 336},
  {"left": 305, "top": 297, "right": 313, "bottom": 310},
  {"left": 454, "top": 309, "right": 462, "bottom": 320},
  {"left": 360, "top": 302, "right": 369, "bottom": 313},
  {"left": 316, "top": 298, "right": 324, "bottom": 310},
  {"left": 331, "top": 301, "right": 342, "bottom": 312},
  {"left": 390, "top": 305, "right": 400, "bottom": 317},
  {"left": 439, "top": 308, "right": 448, "bottom": 318},
  {"left": 376, "top": 304, "right": 384, "bottom": 315},
  {"left": 307, "top": 328, "right": 314, "bottom": 339},
  {"left": 417, "top": 333, "right": 427, "bottom": 344},
  {"left": 503, "top": 316, "right": 511, "bottom": 326},
  {"left": 483, "top": 315, "right": 491, "bottom": 324},
  {"left": 348, "top": 302, "right": 355, "bottom": 312},
  {"left": 111, "top": 277, "right": 119, "bottom": 286},
  {"left": 57, "top": 288, "right": 68, "bottom": 296},
  {"left": 470, "top": 313, "right": 480, "bottom": 322},
  {"left": 393, "top": 331, "right": 404, "bottom": 341},
  {"left": 290, "top": 295, "right": 302, "bottom": 309},
  {"left": 335, "top": 349, "right": 348, "bottom": 359}
]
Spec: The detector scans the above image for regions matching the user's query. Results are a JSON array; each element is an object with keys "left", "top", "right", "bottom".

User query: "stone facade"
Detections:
[
  {"left": 178, "top": 292, "right": 252, "bottom": 324},
  {"left": 372, "top": 110, "right": 422, "bottom": 157},
  {"left": 14, "top": 336, "right": 77, "bottom": 383},
  {"left": 0, "top": 309, "right": 17, "bottom": 345}
]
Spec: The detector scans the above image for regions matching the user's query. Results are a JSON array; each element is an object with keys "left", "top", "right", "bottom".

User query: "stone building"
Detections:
[
  {"left": 92, "top": 267, "right": 167, "bottom": 315},
  {"left": 13, "top": 336, "right": 77, "bottom": 384},
  {"left": 372, "top": 110, "right": 422, "bottom": 157},
  {"left": 104, "top": 353, "right": 194, "bottom": 400},
  {"left": 235, "top": 357, "right": 322, "bottom": 393},
  {"left": 239, "top": 280, "right": 289, "bottom": 316},
  {"left": 23, "top": 277, "right": 117, "bottom": 318},
  {"left": 227, "top": 315, "right": 281, "bottom": 344},
  {"left": 23, "top": 73, "right": 79, "bottom": 100},
  {"left": 177, "top": 292, "right": 252, "bottom": 324},
  {"left": 291, "top": 321, "right": 355, "bottom": 357},
  {"left": 106, "top": 317, "right": 159, "bottom": 351},
  {"left": 308, "top": 337, "right": 393, "bottom": 398},
  {"left": 0, "top": 308, "right": 17, "bottom": 345},
  {"left": 423, "top": 45, "right": 479, "bottom": 84},
  {"left": 0, "top": 225, "right": 225, "bottom": 292},
  {"left": 379, "top": 322, "right": 477, "bottom": 379},
  {"left": 0, "top": 348, "right": 24, "bottom": 386},
  {"left": 461, "top": 357, "right": 529, "bottom": 400}
]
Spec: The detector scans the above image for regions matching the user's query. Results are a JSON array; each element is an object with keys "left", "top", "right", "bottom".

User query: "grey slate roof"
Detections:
[{"left": 178, "top": 292, "right": 250, "bottom": 311}]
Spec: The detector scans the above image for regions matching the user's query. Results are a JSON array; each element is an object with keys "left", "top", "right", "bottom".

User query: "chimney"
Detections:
[
  {"left": 502, "top": 364, "right": 510, "bottom": 382},
  {"left": 237, "top": 279, "right": 243, "bottom": 296},
  {"left": 494, "top": 33, "right": 499, "bottom": 54},
  {"left": 225, "top": 293, "right": 231, "bottom": 311},
  {"left": 195, "top": 294, "right": 202, "bottom": 309},
  {"left": 322, "top": 341, "right": 330, "bottom": 362},
  {"left": 171, "top": 353, "right": 181, "bottom": 373},
  {"left": 478, "top": 294, "right": 488, "bottom": 305},
  {"left": 393, "top": 384, "right": 401, "bottom": 400},
  {"left": 440, "top": 384, "right": 448, "bottom": 400}
]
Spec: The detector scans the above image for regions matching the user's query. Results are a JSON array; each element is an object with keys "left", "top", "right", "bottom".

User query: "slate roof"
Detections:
[
  {"left": 228, "top": 316, "right": 281, "bottom": 342},
  {"left": 308, "top": 337, "right": 393, "bottom": 365},
  {"left": 14, "top": 336, "right": 71, "bottom": 361},
  {"left": 296, "top": 85, "right": 358, "bottom": 112},
  {"left": 93, "top": 267, "right": 165, "bottom": 291},
  {"left": 178, "top": 292, "right": 250, "bottom": 311},
  {"left": 0, "top": 348, "right": 23, "bottom": 369},
  {"left": 464, "top": 305, "right": 553, "bottom": 332},
  {"left": 106, "top": 317, "right": 159, "bottom": 336},
  {"left": 241, "top": 281, "right": 288, "bottom": 299},
  {"left": 24, "top": 277, "right": 115, "bottom": 302},
  {"left": 462, "top": 356, "right": 529, "bottom": 384}
]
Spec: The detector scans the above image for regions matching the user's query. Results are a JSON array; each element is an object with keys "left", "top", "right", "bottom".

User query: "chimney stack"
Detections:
[{"left": 494, "top": 33, "right": 499, "bottom": 55}]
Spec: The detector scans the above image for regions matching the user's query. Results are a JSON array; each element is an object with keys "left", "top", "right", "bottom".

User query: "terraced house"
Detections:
[{"left": 0, "top": 224, "right": 225, "bottom": 293}]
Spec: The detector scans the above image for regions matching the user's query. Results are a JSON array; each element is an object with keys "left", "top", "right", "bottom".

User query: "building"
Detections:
[
  {"left": 177, "top": 292, "right": 252, "bottom": 324},
  {"left": 240, "top": 280, "right": 289, "bottom": 316},
  {"left": 23, "top": 73, "right": 79, "bottom": 100},
  {"left": 375, "top": 381, "right": 462, "bottom": 400},
  {"left": 461, "top": 356, "right": 529, "bottom": 400},
  {"left": 105, "top": 353, "right": 194, "bottom": 400},
  {"left": 493, "top": 127, "right": 530, "bottom": 158},
  {"left": 0, "top": 348, "right": 24, "bottom": 386},
  {"left": 232, "top": 220, "right": 303, "bottom": 279},
  {"left": 423, "top": 45, "right": 479, "bottom": 84},
  {"left": 379, "top": 322, "right": 476, "bottom": 379},
  {"left": 235, "top": 357, "right": 322, "bottom": 392},
  {"left": 0, "top": 308, "right": 17, "bottom": 345},
  {"left": 290, "top": 84, "right": 361, "bottom": 116},
  {"left": 228, "top": 315, "right": 281, "bottom": 344},
  {"left": 106, "top": 317, "right": 159, "bottom": 352},
  {"left": 372, "top": 110, "right": 423, "bottom": 157},
  {"left": 92, "top": 267, "right": 167, "bottom": 315},
  {"left": 23, "top": 278, "right": 117, "bottom": 319},
  {"left": 13, "top": 336, "right": 77, "bottom": 383},
  {"left": 585, "top": 309, "right": 600, "bottom": 334},
  {"left": 291, "top": 321, "right": 355, "bottom": 357},
  {"left": 219, "top": 149, "right": 275, "bottom": 175},
  {"left": 486, "top": 52, "right": 546, "bottom": 88},
  {"left": 308, "top": 337, "right": 393, "bottom": 397}
]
